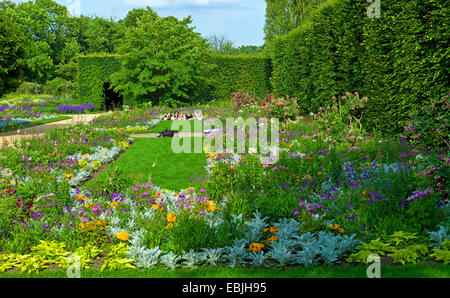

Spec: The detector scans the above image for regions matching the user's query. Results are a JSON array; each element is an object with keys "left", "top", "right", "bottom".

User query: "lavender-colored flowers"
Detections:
[
  {"left": 57, "top": 104, "right": 96, "bottom": 114},
  {"left": 407, "top": 190, "right": 432, "bottom": 201}
]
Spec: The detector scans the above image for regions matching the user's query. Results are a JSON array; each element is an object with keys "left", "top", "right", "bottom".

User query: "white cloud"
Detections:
[{"left": 124, "top": 0, "right": 243, "bottom": 9}]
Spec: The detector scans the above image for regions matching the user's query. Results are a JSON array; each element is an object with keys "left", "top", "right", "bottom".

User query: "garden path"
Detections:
[{"left": 0, "top": 113, "right": 106, "bottom": 143}]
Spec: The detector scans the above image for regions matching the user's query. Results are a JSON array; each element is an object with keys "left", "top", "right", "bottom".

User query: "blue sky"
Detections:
[{"left": 12, "top": 0, "right": 267, "bottom": 46}]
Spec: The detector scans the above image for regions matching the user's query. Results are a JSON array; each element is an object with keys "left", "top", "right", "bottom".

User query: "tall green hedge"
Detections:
[
  {"left": 77, "top": 53, "right": 273, "bottom": 107},
  {"left": 77, "top": 54, "right": 124, "bottom": 108},
  {"left": 205, "top": 53, "right": 272, "bottom": 102},
  {"left": 271, "top": 0, "right": 449, "bottom": 133}
]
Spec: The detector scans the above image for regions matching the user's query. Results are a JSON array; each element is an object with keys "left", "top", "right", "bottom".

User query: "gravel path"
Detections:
[{"left": 0, "top": 113, "right": 105, "bottom": 143}]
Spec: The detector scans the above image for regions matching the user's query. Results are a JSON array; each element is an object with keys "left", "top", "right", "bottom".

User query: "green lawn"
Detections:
[
  {"left": 1, "top": 264, "right": 448, "bottom": 278},
  {"left": 148, "top": 120, "right": 205, "bottom": 133},
  {"left": 0, "top": 116, "right": 71, "bottom": 133},
  {"left": 84, "top": 137, "right": 207, "bottom": 191}
]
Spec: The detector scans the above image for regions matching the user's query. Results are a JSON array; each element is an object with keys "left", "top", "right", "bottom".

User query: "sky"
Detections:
[{"left": 12, "top": 0, "right": 267, "bottom": 46}]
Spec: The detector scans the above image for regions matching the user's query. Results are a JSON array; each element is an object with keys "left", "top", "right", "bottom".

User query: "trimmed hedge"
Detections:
[
  {"left": 77, "top": 54, "right": 124, "bottom": 108},
  {"left": 77, "top": 53, "right": 273, "bottom": 107},
  {"left": 271, "top": 0, "right": 449, "bottom": 134},
  {"left": 204, "top": 53, "right": 272, "bottom": 102}
]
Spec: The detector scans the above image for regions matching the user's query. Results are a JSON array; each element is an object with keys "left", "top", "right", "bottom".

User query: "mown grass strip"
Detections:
[
  {"left": 84, "top": 137, "right": 207, "bottom": 191},
  {"left": 1, "top": 264, "right": 448, "bottom": 278}
]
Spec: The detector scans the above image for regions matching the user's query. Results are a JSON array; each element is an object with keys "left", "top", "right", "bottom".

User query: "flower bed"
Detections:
[{"left": 0, "top": 93, "right": 448, "bottom": 273}]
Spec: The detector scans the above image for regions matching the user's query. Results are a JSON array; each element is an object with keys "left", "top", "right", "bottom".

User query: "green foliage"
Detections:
[
  {"left": 430, "top": 239, "right": 450, "bottom": 264},
  {"left": 165, "top": 214, "right": 218, "bottom": 254},
  {"left": 100, "top": 242, "right": 136, "bottom": 271},
  {"left": 346, "top": 238, "right": 393, "bottom": 264},
  {"left": 401, "top": 93, "right": 449, "bottom": 152},
  {"left": 388, "top": 244, "right": 428, "bottom": 265},
  {"left": 0, "top": 11, "right": 26, "bottom": 97},
  {"left": 77, "top": 54, "right": 123, "bottom": 108},
  {"left": 388, "top": 231, "right": 418, "bottom": 247},
  {"left": 270, "top": 0, "right": 449, "bottom": 134},
  {"left": 30, "top": 240, "right": 71, "bottom": 263},
  {"left": 205, "top": 53, "right": 272, "bottom": 102},
  {"left": 207, "top": 34, "right": 265, "bottom": 56},
  {"left": 264, "top": 0, "right": 329, "bottom": 49},
  {"left": 111, "top": 8, "right": 212, "bottom": 107}
]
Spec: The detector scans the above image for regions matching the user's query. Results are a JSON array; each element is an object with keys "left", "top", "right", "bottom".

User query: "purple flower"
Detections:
[
  {"left": 306, "top": 204, "right": 314, "bottom": 211},
  {"left": 406, "top": 189, "right": 432, "bottom": 201},
  {"left": 292, "top": 210, "right": 300, "bottom": 216}
]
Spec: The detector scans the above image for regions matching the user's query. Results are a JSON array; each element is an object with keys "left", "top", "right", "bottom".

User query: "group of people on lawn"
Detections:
[{"left": 162, "top": 111, "right": 202, "bottom": 121}]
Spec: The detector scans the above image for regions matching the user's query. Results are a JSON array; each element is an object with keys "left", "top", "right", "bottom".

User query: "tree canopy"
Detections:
[
  {"left": 110, "top": 8, "right": 213, "bottom": 107},
  {"left": 0, "top": 9, "right": 26, "bottom": 96}
]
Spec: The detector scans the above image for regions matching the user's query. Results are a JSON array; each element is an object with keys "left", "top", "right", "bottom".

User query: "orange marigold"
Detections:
[
  {"left": 117, "top": 232, "right": 129, "bottom": 241},
  {"left": 249, "top": 243, "right": 265, "bottom": 252},
  {"left": 167, "top": 213, "right": 177, "bottom": 223},
  {"left": 206, "top": 201, "right": 216, "bottom": 212}
]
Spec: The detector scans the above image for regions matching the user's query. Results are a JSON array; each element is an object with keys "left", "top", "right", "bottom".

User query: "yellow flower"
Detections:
[
  {"left": 166, "top": 223, "right": 175, "bottom": 230},
  {"left": 117, "top": 232, "right": 129, "bottom": 241},
  {"left": 329, "top": 224, "right": 334, "bottom": 229},
  {"left": 110, "top": 201, "right": 119, "bottom": 208},
  {"left": 338, "top": 228, "right": 345, "bottom": 234},
  {"left": 167, "top": 213, "right": 177, "bottom": 223},
  {"left": 84, "top": 202, "right": 95, "bottom": 209},
  {"left": 263, "top": 228, "right": 269, "bottom": 233},
  {"left": 362, "top": 190, "right": 367, "bottom": 196},
  {"left": 249, "top": 243, "right": 265, "bottom": 252}
]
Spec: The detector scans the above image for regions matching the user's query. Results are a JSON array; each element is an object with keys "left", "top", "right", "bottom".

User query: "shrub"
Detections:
[
  {"left": 270, "top": 0, "right": 449, "bottom": 134},
  {"left": 401, "top": 92, "right": 449, "bottom": 152}
]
